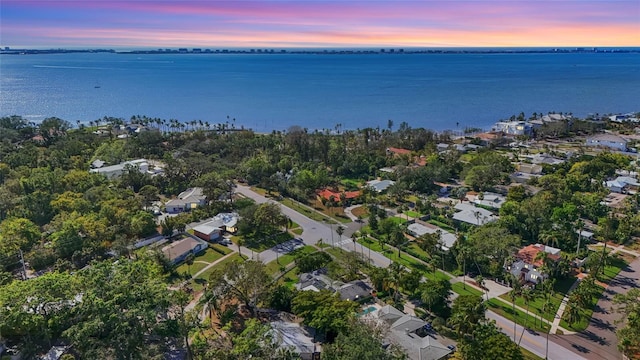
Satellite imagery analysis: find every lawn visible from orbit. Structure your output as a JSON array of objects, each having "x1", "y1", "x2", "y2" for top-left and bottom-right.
[
  {"x1": 451, "y1": 282, "x2": 483, "y2": 297},
  {"x1": 427, "y1": 219, "x2": 455, "y2": 232},
  {"x1": 357, "y1": 236, "x2": 450, "y2": 281},
  {"x1": 176, "y1": 261, "x2": 209, "y2": 277},
  {"x1": 559, "y1": 287, "x2": 601, "y2": 332},
  {"x1": 211, "y1": 243, "x2": 233, "y2": 255},
  {"x1": 404, "y1": 210, "x2": 423, "y2": 218},
  {"x1": 499, "y1": 286, "x2": 567, "y2": 323},
  {"x1": 198, "y1": 248, "x2": 226, "y2": 263},
  {"x1": 265, "y1": 245, "x2": 317, "y2": 276},
  {"x1": 521, "y1": 348, "x2": 544, "y2": 360},
  {"x1": 487, "y1": 298, "x2": 551, "y2": 333},
  {"x1": 174, "y1": 248, "x2": 225, "y2": 277},
  {"x1": 340, "y1": 178, "x2": 362, "y2": 189},
  {"x1": 597, "y1": 256, "x2": 627, "y2": 284},
  {"x1": 388, "y1": 216, "x2": 408, "y2": 225},
  {"x1": 242, "y1": 231, "x2": 294, "y2": 252},
  {"x1": 292, "y1": 228, "x2": 303, "y2": 235},
  {"x1": 190, "y1": 253, "x2": 245, "y2": 292},
  {"x1": 277, "y1": 267, "x2": 301, "y2": 289},
  {"x1": 350, "y1": 206, "x2": 368, "y2": 218}
]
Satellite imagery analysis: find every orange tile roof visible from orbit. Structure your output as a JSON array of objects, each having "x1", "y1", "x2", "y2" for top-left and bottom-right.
[
  {"x1": 317, "y1": 189, "x2": 361, "y2": 201},
  {"x1": 387, "y1": 147, "x2": 412, "y2": 155},
  {"x1": 517, "y1": 244, "x2": 560, "y2": 267}
]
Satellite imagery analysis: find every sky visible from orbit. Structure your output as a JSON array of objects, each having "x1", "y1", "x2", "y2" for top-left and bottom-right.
[{"x1": 1, "y1": 0, "x2": 639, "y2": 48}]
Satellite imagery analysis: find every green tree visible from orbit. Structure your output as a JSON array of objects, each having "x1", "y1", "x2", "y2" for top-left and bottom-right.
[
  {"x1": 612, "y1": 288, "x2": 640, "y2": 357},
  {"x1": 449, "y1": 294, "x2": 485, "y2": 336},
  {"x1": 323, "y1": 320, "x2": 407, "y2": 360},
  {"x1": 458, "y1": 321, "x2": 524, "y2": 360},
  {"x1": 291, "y1": 290, "x2": 358, "y2": 339},
  {"x1": 63, "y1": 259, "x2": 174, "y2": 359},
  {"x1": 206, "y1": 260, "x2": 271, "y2": 316}
]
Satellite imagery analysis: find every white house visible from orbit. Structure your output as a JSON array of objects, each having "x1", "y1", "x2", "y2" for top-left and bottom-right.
[
  {"x1": 452, "y1": 203, "x2": 497, "y2": 226},
  {"x1": 604, "y1": 176, "x2": 639, "y2": 194},
  {"x1": 472, "y1": 192, "x2": 506, "y2": 209},
  {"x1": 406, "y1": 223, "x2": 457, "y2": 251},
  {"x1": 366, "y1": 179, "x2": 396, "y2": 193},
  {"x1": 492, "y1": 121, "x2": 532, "y2": 136},
  {"x1": 192, "y1": 213, "x2": 239, "y2": 241},
  {"x1": 507, "y1": 244, "x2": 561, "y2": 284},
  {"x1": 586, "y1": 133, "x2": 628, "y2": 152},
  {"x1": 165, "y1": 187, "x2": 207, "y2": 213},
  {"x1": 89, "y1": 158, "x2": 150, "y2": 179}
]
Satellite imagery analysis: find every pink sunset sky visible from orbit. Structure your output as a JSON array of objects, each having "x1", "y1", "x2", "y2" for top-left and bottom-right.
[{"x1": 1, "y1": 0, "x2": 639, "y2": 48}]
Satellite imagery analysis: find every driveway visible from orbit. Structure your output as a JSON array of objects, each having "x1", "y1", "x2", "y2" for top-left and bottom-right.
[{"x1": 552, "y1": 256, "x2": 640, "y2": 360}]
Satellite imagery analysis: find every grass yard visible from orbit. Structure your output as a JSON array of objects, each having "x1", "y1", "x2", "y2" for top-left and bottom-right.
[
  {"x1": 559, "y1": 288, "x2": 601, "y2": 332},
  {"x1": 211, "y1": 243, "x2": 233, "y2": 255},
  {"x1": 357, "y1": 236, "x2": 449, "y2": 281},
  {"x1": 176, "y1": 261, "x2": 209, "y2": 277},
  {"x1": 499, "y1": 288, "x2": 566, "y2": 323},
  {"x1": 451, "y1": 282, "x2": 484, "y2": 297},
  {"x1": 190, "y1": 253, "x2": 245, "y2": 292},
  {"x1": 340, "y1": 178, "x2": 362, "y2": 189},
  {"x1": 427, "y1": 219, "x2": 455, "y2": 232},
  {"x1": 242, "y1": 231, "x2": 294, "y2": 252},
  {"x1": 597, "y1": 256, "x2": 627, "y2": 284},
  {"x1": 350, "y1": 205, "x2": 369, "y2": 218},
  {"x1": 521, "y1": 348, "x2": 544, "y2": 360},
  {"x1": 487, "y1": 298, "x2": 551, "y2": 334},
  {"x1": 404, "y1": 210, "x2": 423, "y2": 218},
  {"x1": 277, "y1": 267, "x2": 301, "y2": 289},
  {"x1": 265, "y1": 245, "x2": 317, "y2": 276},
  {"x1": 292, "y1": 228, "x2": 303, "y2": 235}
]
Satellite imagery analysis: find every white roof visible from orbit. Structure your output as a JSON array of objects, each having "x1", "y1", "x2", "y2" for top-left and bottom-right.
[
  {"x1": 406, "y1": 223, "x2": 457, "y2": 250},
  {"x1": 366, "y1": 179, "x2": 396, "y2": 192},
  {"x1": 89, "y1": 158, "x2": 148, "y2": 174},
  {"x1": 453, "y1": 203, "x2": 497, "y2": 225},
  {"x1": 270, "y1": 321, "x2": 316, "y2": 355},
  {"x1": 192, "y1": 222, "x2": 221, "y2": 235},
  {"x1": 391, "y1": 314, "x2": 427, "y2": 333},
  {"x1": 473, "y1": 192, "x2": 505, "y2": 209},
  {"x1": 588, "y1": 133, "x2": 628, "y2": 144},
  {"x1": 418, "y1": 337, "x2": 452, "y2": 360}
]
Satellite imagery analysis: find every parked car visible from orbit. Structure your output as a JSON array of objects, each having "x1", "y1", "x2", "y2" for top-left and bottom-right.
[
  {"x1": 447, "y1": 345, "x2": 456, "y2": 351},
  {"x1": 220, "y1": 238, "x2": 232, "y2": 246}
]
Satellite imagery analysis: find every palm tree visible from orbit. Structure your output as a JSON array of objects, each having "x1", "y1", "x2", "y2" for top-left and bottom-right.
[
  {"x1": 476, "y1": 274, "x2": 487, "y2": 300},
  {"x1": 457, "y1": 245, "x2": 470, "y2": 289},
  {"x1": 389, "y1": 262, "x2": 405, "y2": 301},
  {"x1": 335, "y1": 225, "x2": 344, "y2": 243},
  {"x1": 518, "y1": 287, "x2": 535, "y2": 345},
  {"x1": 507, "y1": 274, "x2": 522, "y2": 341},
  {"x1": 237, "y1": 238, "x2": 245, "y2": 259},
  {"x1": 563, "y1": 301, "x2": 581, "y2": 328}
]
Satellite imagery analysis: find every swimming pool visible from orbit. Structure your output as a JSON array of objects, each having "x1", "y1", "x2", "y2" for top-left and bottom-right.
[{"x1": 358, "y1": 306, "x2": 377, "y2": 316}]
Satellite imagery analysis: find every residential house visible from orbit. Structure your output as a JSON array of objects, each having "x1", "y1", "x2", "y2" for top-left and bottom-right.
[
  {"x1": 406, "y1": 223, "x2": 457, "y2": 251},
  {"x1": 507, "y1": 244, "x2": 561, "y2": 284},
  {"x1": 604, "y1": 176, "x2": 639, "y2": 194},
  {"x1": 192, "y1": 213, "x2": 239, "y2": 241},
  {"x1": 374, "y1": 305, "x2": 452, "y2": 360},
  {"x1": 337, "y1": 280, "x2": 372, "y2": 301},
  {"x1": 296, "y1": 270, "x2": 339, "y2": 292},
  {"x1": 317, "y1": 188, "x2": 361, "y2": 202},
  {"x1": 452, "y1": 203, "x2": 497, "y2": 226},
  {"x1": 516, "y1": 163, "x2": 543, "y2": 175},
  {"x1": 528, "y1": 153, "x2": 565, "y2": 166},
  {"x1": 165, "y1": 187, "x2": 207, "y2": 213},
  {"x1": 366, "y1": 179, "x2": 396, "y2": 193},
  {"x1": 491, "y1": 121, "x2": 533, "y2": 136},
  {"x1": 270, "y1": 321, "x2": 319, "y2": 360},
  {"x1": 472, "y1": 192, "x2": 506, "y2": 209},
  {"x1": 161, "y1": 236, "x2": 208, "y2": 265},
  {"x1": 586, "y1": 133, "x2": 628, "y2": 152},
  {"x1": 89, "y1": 158, "x2": 154, "y2": 179},
  {"x1": 386, "y1": 147, "x2": 412, "y2": 157}
]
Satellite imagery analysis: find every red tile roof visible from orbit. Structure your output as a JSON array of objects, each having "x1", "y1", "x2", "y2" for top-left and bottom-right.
[
  {"x1": 517, "y1": 244, "x2": 560, "y2": 267},
  {"x1": 387, "y1": 147, "x2": 412, "y2": 155},
  {"x1": 317, "y1": 189, "x2": 361, "y2": 201}
]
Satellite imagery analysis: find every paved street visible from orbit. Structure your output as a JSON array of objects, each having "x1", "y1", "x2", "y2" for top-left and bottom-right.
[
  {"x1": 236, "y1": 185, "x2": 391, "y2": 267},
  {"x1": 551, "y1": 255, "x2": 640, "y2": 360},
  {"x1": 487, "y1": 311, "x2": 588, "y2": 360}
]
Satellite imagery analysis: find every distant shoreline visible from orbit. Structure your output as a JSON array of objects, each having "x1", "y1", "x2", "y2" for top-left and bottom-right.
[{"x1": 2, "y1": 47, "x2": 640, "y2": 56}]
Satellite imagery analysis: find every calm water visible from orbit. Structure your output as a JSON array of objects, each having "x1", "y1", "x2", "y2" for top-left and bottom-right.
[{"x1": 1, "y1": 52, "x2": 638, "y2": 132}]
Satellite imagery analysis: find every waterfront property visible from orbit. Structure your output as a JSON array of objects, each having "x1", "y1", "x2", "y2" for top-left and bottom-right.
[
  {"x1": 491, "y1": 120, "x2": 533, "y2": 136},
  {"x1": 165, "y1": 187, "x2": 207, "y2": 213},
  {"x1": 506, "y1": 244, "x2": 561, "y2": 284}
]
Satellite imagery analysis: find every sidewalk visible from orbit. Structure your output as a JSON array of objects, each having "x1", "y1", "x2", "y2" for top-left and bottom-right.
[{"x1": 549, "y1": 278, "x2": 580, "y2": 334}]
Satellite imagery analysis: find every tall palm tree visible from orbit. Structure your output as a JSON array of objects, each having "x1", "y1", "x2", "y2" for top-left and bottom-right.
[
  {"x1": 518, "y1": 287, "x2": 535, "y2": 345},
  {"x1": 388, "y1": 262, "x2": 405, "y2": 301},
  {"x1": 508, "y1": 274, "x2": 522, "y2": 341}
]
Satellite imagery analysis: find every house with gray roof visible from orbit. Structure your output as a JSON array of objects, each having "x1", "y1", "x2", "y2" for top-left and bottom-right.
[
  {"x1": 161, "y1": 236, "x2": 208, "y2": 264},
  {"x1": 374, "y1": 305, "x2": 452, "y2": 360},
  {"x1": 366, "y1": 179, "x2": 396, "y2": 193},
  {"x1": 452, "y1": 203, "x2": 497, "y2": 226},
  {"x1": 586, "y1": 133, "x2": 628, "y2": 152},
  {"x1": 406, "y1": 223, "x2": 457, "y2": 251},
  {"x1": 605, "y1": 176, "x2": 639, "y2": 194},
  {"x1": 165, "y1": 187, "x2": 207, "y2": 213}
]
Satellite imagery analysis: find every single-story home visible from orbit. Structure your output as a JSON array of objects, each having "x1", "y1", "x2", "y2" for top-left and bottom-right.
[
  {"x1": 337, "y1": 280, "x2": 372, "y2": 301},
  {"x1": 472, "y1": 192, "x2": 506, "y2": 209},
  {"x1": 165, "y1": 187, "x2": 207, "y2": 213},
  {"x1": 270, "y1": 321, "x2": 319, "y2": 360},
  {"x1": 406, "y1": 223, "x2": 457, "y2": 251},
  {"x1": 375, "y1": 305, "x2": 452, "y2": 360},
  {"x1": 366, "y1": 179, "x2": 396, "y2": 193},
  {"x1": 296, "y1": 270, "x2": 340, "y2": 292},
  {"x1": 517, "y1": 163, "x2": 543, "y2": 175},
  {"x1": 604, "y1": 176, "x2": 639, "y2": 194},
  {"x1": 586, "y1": 133, "x2": 629, "y2": 152},
  {"x1": 192, "y1": 213, "x2": 239, "y2": 241},
  {"x1": 387, "y1": 147, "x2": 412, "y2": 156},
  {"x1": 161, "y1": 237, "x2": 208, "y2": 264},
  {"x1": 317, "y1": 189, "x2": 360, "y2": 202},
  {"x1": 452, "y1": 203, "x2": 497, "y2": 226},
  {"x1": 89, "y1": 158, "x2": 152, "y2": 179}
]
